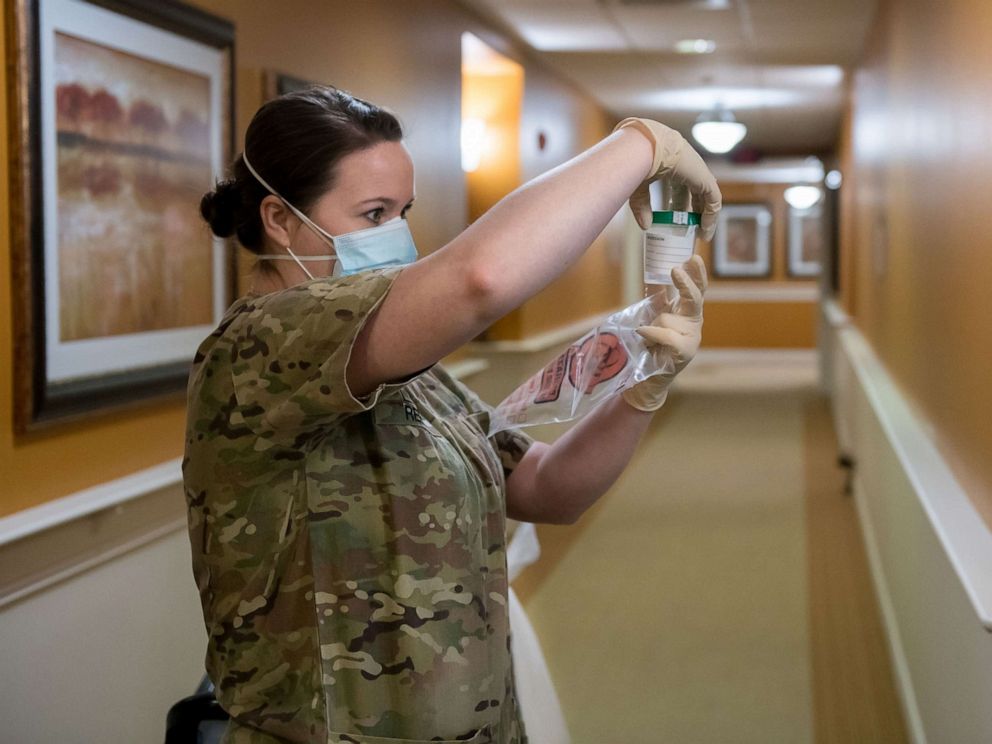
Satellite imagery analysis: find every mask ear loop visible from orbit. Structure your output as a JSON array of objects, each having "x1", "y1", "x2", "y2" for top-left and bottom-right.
[
  {"x1": 284, "y1": 244, "x2": 315, "y2": 281},
  {"x1": 242, "y1": 151, "x2": 339, "y2": 280}
]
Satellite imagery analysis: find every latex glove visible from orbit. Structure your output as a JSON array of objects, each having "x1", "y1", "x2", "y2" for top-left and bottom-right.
[
  {"x1": 622, "y1": 255, "x2": 707, "y2": 412},
  {"x1": 613, "y1": 117, "x2": 722, "y2": 241}
]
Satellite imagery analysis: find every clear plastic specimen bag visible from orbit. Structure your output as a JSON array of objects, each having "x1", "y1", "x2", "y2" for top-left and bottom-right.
[{"x1": 486, "y1": 287, "x2": 681, "y2": 436}]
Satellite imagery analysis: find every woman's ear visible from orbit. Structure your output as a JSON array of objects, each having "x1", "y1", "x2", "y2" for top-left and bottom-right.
[{"x1": 259, "y1": 195, "x2": 299, "y2": 248}]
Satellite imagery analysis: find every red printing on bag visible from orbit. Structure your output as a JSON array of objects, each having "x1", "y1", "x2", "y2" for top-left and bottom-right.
[
  {"x1": 535, "y1": 346, "x2": 577, "y2": 403},
  {"x1": 531, "y1": 332, "x2": 628, "y2": 404},
  {"x1": 568, "y1": 333, "x2": 627, "y2": 394}
]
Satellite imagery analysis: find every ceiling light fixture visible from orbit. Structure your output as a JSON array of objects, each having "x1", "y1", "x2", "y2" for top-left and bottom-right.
[
  {"x1": 675, "y1": 39, "x2": 716, "y2": 54},
  {"x1": 691, "y1": 105, "x2": 746, "y2": 154}
]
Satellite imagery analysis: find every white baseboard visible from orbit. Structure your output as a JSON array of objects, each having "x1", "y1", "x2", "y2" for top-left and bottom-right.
[
  {"x1": 692, "y1": 347, "x2": 818, "y2": 364},
  {"x1": 673, "y1": 347, "x2": 819, "y2": 392}
]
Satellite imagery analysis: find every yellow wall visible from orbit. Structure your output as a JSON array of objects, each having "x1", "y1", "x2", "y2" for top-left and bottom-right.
[
  {"x1": 466, "y1": 39, "x2": 621, "y2": 342},
  {"x1": 697, "y1": 181, "x2": 819, "y2": 348},
  {"x1": 843, "y1": 0, "x2": 992, "y2": 516},
  {"x1": 1, "y1": 1, "x2": 619, "y2": 516},
  {"x1": 836, "y1": 98, "x2": 858, "y2": 319},
  {"x1": 464, "y1": 67, "x2": 523, "y2": 224},
  {"x1": 512, "y1": 70, "x2": 621, "y2": 339},
  {"x1": 703, "y1": 303, "x2": 817, "y2": 348},
  {"x1": 463, "y1": 48, "x2": 524, "y2": 341}
]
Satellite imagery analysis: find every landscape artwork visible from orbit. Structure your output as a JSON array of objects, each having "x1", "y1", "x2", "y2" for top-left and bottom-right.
[
  {"x1": 724, "y1": 216, "x2": 760, "y2": 265},
  {"x1": 8, "y1": 0, "x2": 233, "y2": 430},
  {"x1": 55, "y1": 31, "x2": 214, "y2": 341},
  {"x1": 788, "y1": 205, "x2": 823, "y2": 277},
  {"x1": 713, "y1": 205, "x2": 773, "y2": 278}
]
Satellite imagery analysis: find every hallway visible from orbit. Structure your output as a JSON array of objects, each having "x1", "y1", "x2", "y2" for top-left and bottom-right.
[
  {"x1": 3, "y1": 1, "x2": 992, "y2": 741},
  {"x1": 472, "y1": 350, "x2": 907, "y2": 743}
]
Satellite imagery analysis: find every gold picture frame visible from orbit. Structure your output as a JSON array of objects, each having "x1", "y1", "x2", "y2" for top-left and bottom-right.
[{"x1": 6, "y1": 0, "x2": 235, "y2": 431}]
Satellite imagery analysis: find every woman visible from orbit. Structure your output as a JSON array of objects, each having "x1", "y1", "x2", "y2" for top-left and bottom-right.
[{"x1": 186, "y1": 86, "x2": 719, "y2": 744}]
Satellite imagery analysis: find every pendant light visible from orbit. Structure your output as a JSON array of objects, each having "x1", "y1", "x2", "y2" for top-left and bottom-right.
[{"x1": 691, "y1": 105, "x2": 747, "y2": 154}]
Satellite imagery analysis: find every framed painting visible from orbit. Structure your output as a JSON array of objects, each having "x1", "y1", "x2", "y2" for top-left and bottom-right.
[
  {"x1": 787, "y1": 203, "x2": 824, "y2": 278},
  {"x1": 7, "y1": 0, "x2": 235, "y2": 431},
  {"x1": 712, "y1": 204, "x2": 773, "y2": 278},
  {"x1": 263, "y1": 70, "x2": 320, "y2": 100}
]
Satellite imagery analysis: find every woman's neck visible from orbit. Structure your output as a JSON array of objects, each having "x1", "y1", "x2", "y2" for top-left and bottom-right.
[{"x1": 248, "y1": 266, "x2": 299, "y2": 296}]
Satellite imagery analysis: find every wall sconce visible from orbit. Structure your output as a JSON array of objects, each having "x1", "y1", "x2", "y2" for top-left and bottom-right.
[
  {"x1": 461, "y1": 117, "x2": 487, "y2": 172},
  {"x1": 784, "y1": 185, "x2": 823, "y2": 210}
]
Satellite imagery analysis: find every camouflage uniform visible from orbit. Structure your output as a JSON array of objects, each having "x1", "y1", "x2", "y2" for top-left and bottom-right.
[{"x1": 183, "y1": 268, "x2": 534, "y2": 744}]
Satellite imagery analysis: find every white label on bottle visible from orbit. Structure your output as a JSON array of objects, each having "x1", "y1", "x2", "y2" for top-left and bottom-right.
[{"x1": 644, "y1": 225, "x2": 696, "y2": 285}]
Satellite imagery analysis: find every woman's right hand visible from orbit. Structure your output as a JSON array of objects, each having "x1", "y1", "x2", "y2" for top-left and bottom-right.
[{"x1": 613, "y1": 117, "x2": 722, "y2": 240}]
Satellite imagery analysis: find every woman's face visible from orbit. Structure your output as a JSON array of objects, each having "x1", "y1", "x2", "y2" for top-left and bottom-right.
[{"x1": 287, "y1": 139, "x2": 416, "y2": 273}]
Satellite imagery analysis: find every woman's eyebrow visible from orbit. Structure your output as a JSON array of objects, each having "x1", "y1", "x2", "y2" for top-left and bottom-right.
[{"x1": 356, "y1": 196, "x2": 416, "y2": 208}]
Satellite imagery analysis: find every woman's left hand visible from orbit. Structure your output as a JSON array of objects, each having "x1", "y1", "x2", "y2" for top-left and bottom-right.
[{"x1": 622, "y1": 255, "x2": 707, "y2": 412}]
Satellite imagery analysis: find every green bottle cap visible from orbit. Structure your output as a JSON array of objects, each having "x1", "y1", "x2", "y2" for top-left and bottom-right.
[{"x1": 652, "y1": 210, "x2": 701, "y2": 226}]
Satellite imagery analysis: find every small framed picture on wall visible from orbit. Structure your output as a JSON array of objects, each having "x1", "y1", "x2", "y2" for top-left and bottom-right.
[
  {"x1": 712, "y1": 204, "x2": 773, "y2": 278},
  {"x1": 787, "y1": 204, "x2": 824, "y2": 278},
  {"x1": 264, "y1": 70, "x2": 322, "y2": 100},
  {"x1": 7, "y1": 0, "x2": 235, "y2": 431}
]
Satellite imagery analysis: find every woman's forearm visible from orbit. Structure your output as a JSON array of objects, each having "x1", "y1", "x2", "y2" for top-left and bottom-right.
[
  {"x1": 507, "y1": 394, "x2": 655, "y2": 525},
  {"x1": 457, "y1": 128, "x2": 653, "y2": 321}
]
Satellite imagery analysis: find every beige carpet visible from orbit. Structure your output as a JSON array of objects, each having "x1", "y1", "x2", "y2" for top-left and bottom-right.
[{"x1": 469, "y1": 349, "x2": 819, "y2": 744}]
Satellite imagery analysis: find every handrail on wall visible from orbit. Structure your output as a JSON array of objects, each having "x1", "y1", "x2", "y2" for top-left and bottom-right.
[{"x1": 824, "y1": 299, "x2": 992, "y2": 632}]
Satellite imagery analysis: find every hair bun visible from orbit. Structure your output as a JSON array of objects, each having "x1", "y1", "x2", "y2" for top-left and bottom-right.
[{"x1": 200, "y1": 179, "x2": 241, "y2": 238}]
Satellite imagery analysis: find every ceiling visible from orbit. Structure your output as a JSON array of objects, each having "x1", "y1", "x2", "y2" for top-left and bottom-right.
[{"x1": 458, "y1": 0, "x2": 878, "y2": 155}]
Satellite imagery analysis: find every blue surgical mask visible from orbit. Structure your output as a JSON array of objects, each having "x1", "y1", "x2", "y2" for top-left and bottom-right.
[{"x1": 243, "y1": 151, "x2": 418, "y2": 279}]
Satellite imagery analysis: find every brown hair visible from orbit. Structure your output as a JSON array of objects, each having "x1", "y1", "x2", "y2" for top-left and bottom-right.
[{"x1": 200, "y1": 86, "x2": 403, "y2": 252}]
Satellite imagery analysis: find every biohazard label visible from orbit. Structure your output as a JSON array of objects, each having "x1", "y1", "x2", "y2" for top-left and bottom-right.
[
  {"x1": 535, "y1": 346, "x2": 577, "y2": 403},
  {"x1": 568, "y1": 332, "x2": 627, "y2": 394},
  {"x1": 532, "y1": 332, "x2": 628, "y2": 403}
]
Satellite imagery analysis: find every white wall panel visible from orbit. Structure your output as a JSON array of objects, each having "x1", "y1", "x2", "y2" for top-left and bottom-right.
[{"x1": 826, "y1": 303, "x2": 992, "y2": 744}]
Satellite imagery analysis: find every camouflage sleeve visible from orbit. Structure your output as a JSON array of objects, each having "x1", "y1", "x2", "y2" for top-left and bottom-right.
[
  {"x1": 433, "y1": 365, "x2": 537, "y2": 480},
  {"x1": 229, "y1": 268, "x2": 405, "y2": 435},
  {"x1": 492, "y1": 427, "x2": 536, "y2": 481}
]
